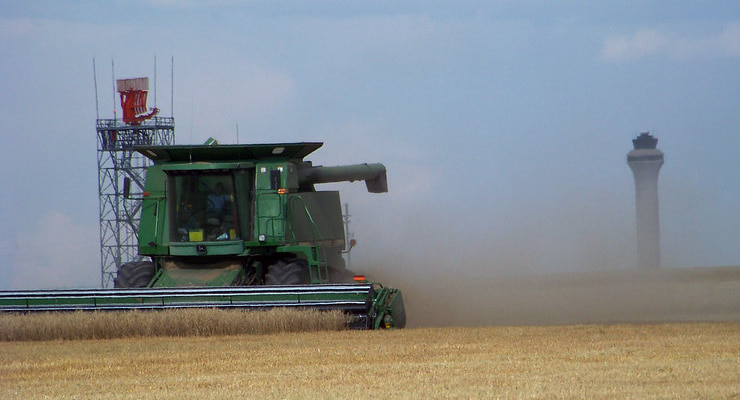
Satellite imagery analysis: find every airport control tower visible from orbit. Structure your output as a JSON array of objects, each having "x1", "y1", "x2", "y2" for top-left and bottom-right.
[{"x1": 627, "y1": 132, "x2": 664, "y2": 270}]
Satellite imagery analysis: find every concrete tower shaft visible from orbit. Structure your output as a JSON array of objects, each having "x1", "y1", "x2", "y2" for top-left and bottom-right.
[{"x1": 627, "y1": 132, "x2": 664, "y2": 270}]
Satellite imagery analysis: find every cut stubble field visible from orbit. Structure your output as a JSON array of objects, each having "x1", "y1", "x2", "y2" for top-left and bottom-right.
[{"x1": 2, "y1": 322, "x2": 739, "y2": 399}]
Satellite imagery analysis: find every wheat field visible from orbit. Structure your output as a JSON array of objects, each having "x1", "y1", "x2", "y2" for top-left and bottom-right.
[
  {"x1": 2, "y1": 322, "x2": 739, "y2": 399},
  {"x1": 0, "y1": 308, "x2": 348, "y2": 341}
]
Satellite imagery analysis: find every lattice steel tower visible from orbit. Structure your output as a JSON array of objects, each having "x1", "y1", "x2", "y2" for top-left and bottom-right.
[{"x1": 97, "y1": 77, "x2": 174, "y2": 287}]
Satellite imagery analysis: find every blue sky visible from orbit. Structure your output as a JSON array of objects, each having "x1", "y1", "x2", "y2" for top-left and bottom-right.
[{"x1": 1, "y1": 1, "x2": 739, "y2": 289}]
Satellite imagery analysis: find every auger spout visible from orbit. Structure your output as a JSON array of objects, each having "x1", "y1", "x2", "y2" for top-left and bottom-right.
[{"x1": 298, "y1": 163, "x2": 388, "y2": 193}]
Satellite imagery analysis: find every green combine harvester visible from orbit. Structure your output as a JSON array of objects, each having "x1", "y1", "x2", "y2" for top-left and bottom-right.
[{"x1": 0, "y1": 142, "x2": 405, "y2": 329}]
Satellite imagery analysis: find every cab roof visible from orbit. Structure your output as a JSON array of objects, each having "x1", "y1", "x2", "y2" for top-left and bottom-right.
[{"x1": 135, "y1": 142, "x2": 323, "y2": 163}]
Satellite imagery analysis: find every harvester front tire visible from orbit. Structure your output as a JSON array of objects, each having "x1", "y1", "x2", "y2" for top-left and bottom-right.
[
  {"x1": 265, "y1": 259, "x2": 308, "y2": 285},
  {"x1": 114, "y1": 261, "x2": 155, "y2": 288}
]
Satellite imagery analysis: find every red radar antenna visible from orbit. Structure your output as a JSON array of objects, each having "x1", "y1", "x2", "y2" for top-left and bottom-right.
[{"x1": 116, "y1": 77, "x2": 159, "y2": 125}]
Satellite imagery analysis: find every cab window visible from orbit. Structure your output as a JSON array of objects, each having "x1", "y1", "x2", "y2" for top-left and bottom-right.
[{"x1": 169, "y1": 172, "x2": 239, "y2": 242}]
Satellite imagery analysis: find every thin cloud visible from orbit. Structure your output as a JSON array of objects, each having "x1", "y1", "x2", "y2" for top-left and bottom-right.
[
  {"x1": 0, "y1": 16, "x2": 133, "y2": 46},
  {"x1": 7, "y1": 211, "x2": 99, "y2": 289},
  {"x1": 0, "y1": 18, "x2": 40, "y2": 40},
  {"x1": 601, "y1": 23, "x2": 740, "y2": 62}
]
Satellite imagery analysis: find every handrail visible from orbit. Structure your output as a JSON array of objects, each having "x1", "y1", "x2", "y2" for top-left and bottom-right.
[{"x1": 286, "y1": 195, "x2": 329, "y2": 283}]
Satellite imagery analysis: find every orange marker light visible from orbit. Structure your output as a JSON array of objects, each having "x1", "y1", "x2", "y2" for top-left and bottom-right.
[
  {"x1": 277, "y1": 188, "x2": 289, "y2": 194},
  {"x1": 353, "y1": 275, "x2": 366, "y2": 282}
]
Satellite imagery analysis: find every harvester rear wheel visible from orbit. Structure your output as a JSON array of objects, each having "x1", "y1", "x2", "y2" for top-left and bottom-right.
[
  {"x1": 114, "y1": 261, "x2": 155, "y2": 288},
  {"x1": 265, "y1": 259, "x2": 309, "y2": 285}
]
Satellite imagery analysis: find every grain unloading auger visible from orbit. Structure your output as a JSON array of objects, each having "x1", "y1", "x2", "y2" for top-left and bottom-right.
[{"x1": 0, "y1": 142, "x2": 405, "y2": 329}]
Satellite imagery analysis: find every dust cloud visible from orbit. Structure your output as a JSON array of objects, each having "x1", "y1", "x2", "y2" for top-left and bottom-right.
[
  {"x1": 352, "y1": 200, "x2": 740, "y2": 328},
  {"x1": 371, "y1": 263, "x2": 740, "y2": 328}
]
